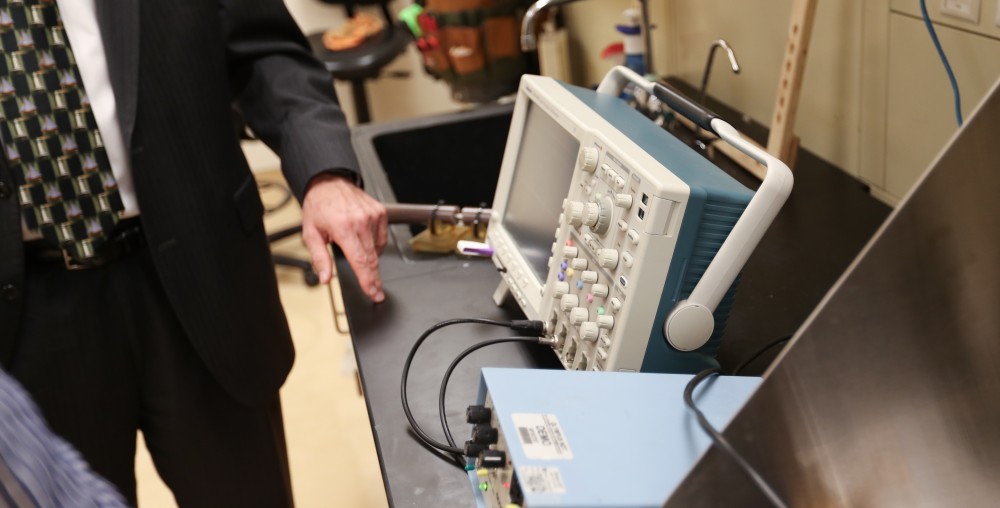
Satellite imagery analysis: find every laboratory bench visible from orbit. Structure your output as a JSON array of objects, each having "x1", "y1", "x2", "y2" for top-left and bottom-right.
[{"x1": 333, "y1": 84, "x2": 891, "y2": 507}]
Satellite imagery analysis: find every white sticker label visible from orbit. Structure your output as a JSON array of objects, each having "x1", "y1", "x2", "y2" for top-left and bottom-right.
[
  {"x1": 511, "y1": 413, "x2": 573, "y2": 460},
  {"x1": 517, "y1": 466, "x2": 567, "y2": 494}
]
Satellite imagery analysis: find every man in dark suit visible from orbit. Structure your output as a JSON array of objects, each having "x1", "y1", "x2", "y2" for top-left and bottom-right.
[{"x1": 0, "y1": 0, "x2": 387, "y2": 505}]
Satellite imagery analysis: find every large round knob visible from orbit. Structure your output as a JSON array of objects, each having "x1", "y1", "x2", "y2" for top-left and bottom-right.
[
  {"x1": 580, "y1": 271, "x2": 598, "y2": 284},
  {"x1": 579, "y1": 322, "x2": 599, "y2": 342},
  {"x1": 577, "y1": 147, "x2": 599, "y2": 173},
  {"x1": 581, "y1": 202, "x2": 601, "y2": 228},
  {"x1": 560, "y1": 294, "x2": 579, "y2": 311},
  {"x1": 570, "y1": 258, "x2": 588, "y2": 270},
  {"x1": 583, "y1": 196, "x2": 615, "y2": 235},
  {"x1": 596, "y1": 249, "x2": 619, "y2": 269},
  {"x1": 569, "y1": 307, "x2": 589, "y2": 325},
  {"x1": 564, "y1": 200, "x2": 585, "y2": 227},
  {"x1": 562, "y1": 246, "x2": 578, "y2": 258}
]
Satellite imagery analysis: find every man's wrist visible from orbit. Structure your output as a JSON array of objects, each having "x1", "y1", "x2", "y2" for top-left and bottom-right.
[{"x1": 305, "y1": 169, "x2": 362, "y2": 194}]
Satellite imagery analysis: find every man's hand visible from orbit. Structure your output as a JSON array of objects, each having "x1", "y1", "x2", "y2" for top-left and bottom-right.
[{"x1": 301, "y1": 173, "x2": 388, "y2": 302}]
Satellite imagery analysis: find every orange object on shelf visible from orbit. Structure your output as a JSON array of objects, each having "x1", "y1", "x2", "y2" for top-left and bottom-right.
[{"x1": 322, "y1": 12, "x2": 385, "y2": 51}]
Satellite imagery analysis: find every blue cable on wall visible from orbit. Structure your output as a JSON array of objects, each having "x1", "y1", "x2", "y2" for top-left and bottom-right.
[{"x1": 920, "y1": 0, "x2": 963, "y2": 127}]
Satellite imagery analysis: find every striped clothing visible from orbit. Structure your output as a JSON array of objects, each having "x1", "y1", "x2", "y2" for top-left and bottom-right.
[{"x1": 0, "y1": 368, "x2": 127, "y2": 507}]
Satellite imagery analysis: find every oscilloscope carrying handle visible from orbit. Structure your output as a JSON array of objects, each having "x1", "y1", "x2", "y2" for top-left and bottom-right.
[{"x1": 596, "y1": 66, "x2": 794, "y2": 351}]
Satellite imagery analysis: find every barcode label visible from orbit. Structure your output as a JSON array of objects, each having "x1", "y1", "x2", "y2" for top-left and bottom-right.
[
  {"x1": 518, "y1": 466, "x2": 566, "y2": 494},
  {"x1": 518, "y1": 427, "x2": 534, "y2": 445},
  {"x1": 511, "y1": 414, "x2": 573, "y2": 460}
]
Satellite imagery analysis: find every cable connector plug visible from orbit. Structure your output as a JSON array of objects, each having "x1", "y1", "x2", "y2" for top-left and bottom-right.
[{"x1": 509, "y1": 320, "x2": 547, "y2": 337}]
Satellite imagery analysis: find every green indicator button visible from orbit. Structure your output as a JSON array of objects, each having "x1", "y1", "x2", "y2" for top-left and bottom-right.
[
  {"x1": 597, "y1": 306, "x2": 606, "y2": 315},
  {"x1": 479, "y1": 482, "x2": 489, "y2": 492}
]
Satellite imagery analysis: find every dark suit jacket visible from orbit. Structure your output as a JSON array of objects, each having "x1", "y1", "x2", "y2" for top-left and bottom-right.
[{"x1": 0, "y1": 0, "x2": 360, "y2": 407}]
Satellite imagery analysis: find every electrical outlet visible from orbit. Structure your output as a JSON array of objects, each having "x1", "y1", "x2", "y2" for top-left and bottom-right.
[{"x1": 941, "y1": 0, "x2": 981, "y2": 23}]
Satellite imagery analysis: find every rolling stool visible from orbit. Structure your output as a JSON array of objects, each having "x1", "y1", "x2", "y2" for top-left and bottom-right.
[{"x1": 305, "y1": 0, "x2": 412, "y2": 124}]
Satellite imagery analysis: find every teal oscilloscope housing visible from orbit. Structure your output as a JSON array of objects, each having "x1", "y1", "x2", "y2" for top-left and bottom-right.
[{"x1": 487, "y1": 66, "x2": 793, "y2": 374}]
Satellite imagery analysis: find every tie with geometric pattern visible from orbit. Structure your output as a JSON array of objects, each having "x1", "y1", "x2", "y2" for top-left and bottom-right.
[{"x1": 0, "y1": 0, "x2": 124, "y2": 260}]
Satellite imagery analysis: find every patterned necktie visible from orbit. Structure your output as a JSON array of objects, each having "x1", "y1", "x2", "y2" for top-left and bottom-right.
[{"x1": 0, "y1": 0, "x2": 124, "y2": 260}]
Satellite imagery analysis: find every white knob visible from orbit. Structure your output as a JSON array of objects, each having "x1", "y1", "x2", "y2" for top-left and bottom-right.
[
  {"x1": 627, "y1": 229, "x2": 640, "y2": 245},
  {"x1": 560, "y1": 294, "x2": 579, "y2": 311},
  {"x1": 596, "y1": 347, "x2": 609, "y2": 361},
  {"x1": 597, "y1": 315, "x2": 614, "y2": 329},
  {"x1": 562, "y1": 246, "x2": 578, "y2": 258},
  {"x1": 569, "y1": 307, "x2": 589, "y2": 325},
  {"x1": 622, "y1": 251, "x2": 634, "y2": 268},
  {"x1": 577, "y1": 147, "x2": 599, "y2": 173},
  {"x1": 614, "y1": 176, "x2": 626, "y2": 190},
  {"x1": 609, "y1": 297, "x2": 623, "y2": 313},
  {"x1": 571, "y1": 258, "x2": 588, "y2": 270},
  {"x1": 597, "y1": 249, "x2": 619, "y2": 269},
  {"x1": 582, "y1": 202, "x2": 601, "y2": 228},
  {"x1": 614, "y1": 194, "x2": 633, "y2": 209},
  {"x1": 553, "y1": 281, "x2": 569, "y2": 297},
  {"x1": 569, "y1": 202, "x2": 586, "y2": 227},
  {"x1": 617, "y1": 220, "x2": 628, "y2": 232},
  {"x1": 581, "y1": 271, "x2": 598, "y2": 284},
  {"x1": 591, "y1": 283, "x2": 609, "y2": 298},
  {"x1": 579, "y1": 322, "x2": 599, "y2": 341},
  {"x1": 606, "y1": 169, "x2": 619, "y2": 182}
]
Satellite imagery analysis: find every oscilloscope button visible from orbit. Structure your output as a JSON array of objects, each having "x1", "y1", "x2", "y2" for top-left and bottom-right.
[
  {"x1": 596, "y1": 347, "x2": 609, "y2": 361},
  {"x1": 617, "y1": 220, "x2": 628, "y2": 232},
  {"x1": 614, "y1": 177, "x2": 626, "y2": 190},
  {"x1": 609, "y1": 297, "x2": 623, "y2": 313},
  {"x1": 622, "y1": 251, "x2": 635, "y2": 268},
  {"x1": 627, "y1": 229, "x2": 640, "y2": 245}
]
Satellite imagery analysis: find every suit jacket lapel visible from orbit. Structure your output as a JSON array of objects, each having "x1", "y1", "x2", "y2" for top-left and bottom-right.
[{"x1": 95, "y1": 0, "x2": 139, "y2": 154}]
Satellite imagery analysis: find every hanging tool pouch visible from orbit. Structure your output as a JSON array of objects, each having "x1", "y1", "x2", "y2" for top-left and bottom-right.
[{"x1": 418, "y1": 0, "x2": 531, "y2": 102}]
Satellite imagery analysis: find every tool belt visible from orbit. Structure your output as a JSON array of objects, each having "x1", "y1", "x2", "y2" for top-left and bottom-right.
[{"x1": 416, "y1": 0, "x2": 531, "y2": 103}]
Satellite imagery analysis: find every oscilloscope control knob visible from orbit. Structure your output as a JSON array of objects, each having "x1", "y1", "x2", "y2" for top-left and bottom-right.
[
  {"x1": 562, "y1": 246, "x2": 578, "y2": 258},
  {"x1": 591, "y1": 283, "x2": 609, "y2": 298},
  {"x1": 569, "y1": 307, "x2": 589, "y2": 325},
  {"x1": 577, "y1": 147, "x2": 599, "y2": 173},
  {"x1": 579, "y1": 322, "x2": 600, "y2": 342},
  {"x1": 560, "y1": 294, "x2": 579, "y2": 311},
  {"x1": 553, "y1": 281, "x2": 569, "y2": 297},
  {"x1": 614, "y1": 194, "x2": 633, "y2": 209},
  {"x1": 596, "y1": 248, "x2": 619, "y2": 269},
  {"x1": 564, "y1": 200, "x2": 585, "y2": 227},
  {"x1": 597, "y1": 315, "x2": 615, "y2": 329},
  {"x1": 580, "y1": 271, "x2": 598, "y2": 284},
  {"x1": 581, "y1": 202, "x2": 601, "y2": 228},
  {"x1": 582, "y1": 196, "x2": 615, "y2": 235}
]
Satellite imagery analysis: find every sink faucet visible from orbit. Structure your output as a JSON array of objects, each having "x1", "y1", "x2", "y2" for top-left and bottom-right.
[
  {"x1": 521, "y1": 0, "x2": 580, "y2": 51},
  {"x1": 698, "y1": 39, "x2": 741, "y2": 105}
]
